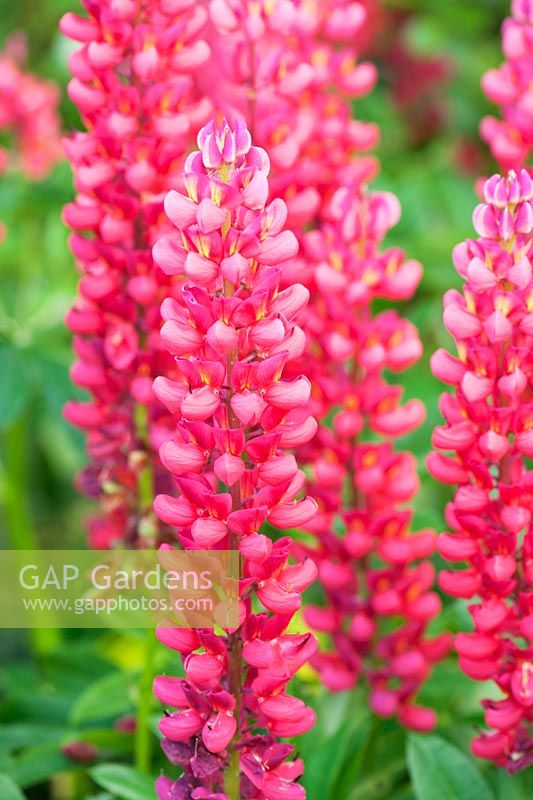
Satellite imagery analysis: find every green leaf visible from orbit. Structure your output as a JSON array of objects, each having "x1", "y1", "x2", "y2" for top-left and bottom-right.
[
  {"x1": 90, "y1": 764, "x2": 155, "y2": 800},
  {"x1": 0, "y1": 724, "x2": 68, "y2": 753},
  {"x1": 0, "y1": 773, "x2": 26, "y2": 800},
  {"x1": 0, "y1": 346, "x2": 31, "y2": 428},
  {"x1": 493, "y1": 767, "x2": 533, "y2": 800},
  {"x1": 69, "y1": 672, "x2": 134, "y2": 726},
  {"x1": 407, "y1": 735, "x2": 495, "y2": 800},
  {"x1": 7, "y1": 743, "x2": 72, "y2": 789}
]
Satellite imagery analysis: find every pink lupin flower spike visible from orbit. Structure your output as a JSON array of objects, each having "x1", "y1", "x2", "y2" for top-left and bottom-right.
[
  {"x1": 60, "y1": 0, "x2": 212, "y2": 547},
  {"x1": 431, "y1": 168, "x2": 533, "y2": 770},
  {"x1": 480, "y1": 0, "x2": 533, "y2": 171},
  {"x1": 152, "y1": 117, "x2": 318, "y2": 800},
  {"x1": 290, "y1": 179, "x2": 451, "y2": 731},
  {"x1": 202, "y1": 0, "x2": 378, "y2": 226}
]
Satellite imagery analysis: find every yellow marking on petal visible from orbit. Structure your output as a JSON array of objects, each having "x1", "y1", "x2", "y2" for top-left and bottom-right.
[
  {"x1": 330, "y1": 252, "x2": 343, "y2": 271},
  {"x1": 495, "y1": 295, "x2": 512, "y2": 315},
  {"x1": 345, "y1": 394, "x2": 359, "y2": 410},
  {"x1": 362, "y1": 451, "x2": 378, "y2": 468},
  {"x1": 363, "y1": 269, "x2": 379, "y2": 285},
  {"x1": 389, "y1": 330, "x2": 404, "y2": 347}
]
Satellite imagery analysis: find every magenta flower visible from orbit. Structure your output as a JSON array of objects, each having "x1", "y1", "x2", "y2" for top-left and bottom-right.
[
  {"x1": 61, "y1": 0, "x2": 212, "y2": 546},
  {"x1": 431, "y1": 169, "x2": 533, "y2": 770},
  {"x1": 291, "y1": 179, "x2": 451, "y2": 730},
  {"x1": 480, "y1": 0, "x2": 533, "y2": 171},
  {"x1": 152, "y1": 118, "x2": 317, "y2": 799}
]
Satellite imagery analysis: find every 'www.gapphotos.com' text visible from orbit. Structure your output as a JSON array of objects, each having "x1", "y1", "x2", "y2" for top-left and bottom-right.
[{"x1": 22, "y1": 595, "x2": 214, "y2": 615}]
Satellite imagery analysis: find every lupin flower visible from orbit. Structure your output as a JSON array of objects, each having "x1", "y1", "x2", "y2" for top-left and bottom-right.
[
  {"x1": 294, "y1": 180, "x2": 451, "y2": 730},
  {"x1": 152, "y1": 118, "x2": 318, "y2": 799},
  {"x1": 480, "y1": 0, "x2": 533, "y2": 171},
  {"x1": 0, "y1": 34, "x2": 62, "y2": 180},
  {"x1": 61, "y1": 0, "x2": 212, "y2": 547},
  {"x1": 202, "y1": 0, "x2": 379, "y2": 225},
  {"x1": 430, "y1": 168, "x2": 533, "y2": 770},
  {"x1": 0, "y1": 34, "x2": 62, "y2": 242}
]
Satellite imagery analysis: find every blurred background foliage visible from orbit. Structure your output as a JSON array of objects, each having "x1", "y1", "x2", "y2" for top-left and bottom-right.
[{"x1": 1, "y1": 1, "x2": 532, "y2": 799}]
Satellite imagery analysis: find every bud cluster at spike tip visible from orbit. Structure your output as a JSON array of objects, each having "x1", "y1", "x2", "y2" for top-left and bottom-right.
[
  {"x1": 481, "y1": 0, "x2": 533, "y2": 172},
  {"x1": 430, "y1": 169, "x2": 533, "y2": 770},
  {"x1": 60, "y1": 0, "x2": 213, "y2": 547},
  {"x1": 201, "y1": 0, "x2": 379, "y2": 226},
  {"x1": 287, "y1": 179, "x2": 451, "y2": 731},
  {"x1": 152, "y1": 118, "x2": 318, "y2": 800}
]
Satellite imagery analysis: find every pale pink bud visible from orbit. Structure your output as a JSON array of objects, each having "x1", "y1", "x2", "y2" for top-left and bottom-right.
[
  {"x1": 206, "y1": 320, "x2": 239, "y2": 354},
  {"x1": 258, "y1": 454, "x2": 298, "y2": 485},
  {"x1": 264, "y1": 377, "x2": 311, "y2": 411},
  {"x1": 231, "y1": 390, "x2": 266, "y2": 426},
  {"x1": 515, "y1": 429, "x2": 533, "y2": 456},
  {"x1": 153, "y1": 377, "x2": 187, "y2": 413},
  {"x1": 153, "y1": 236, "x2": 186, "y2": 275},
  {"x1": 214, "y1": 453, "x2": 244, "y2": 486},
  {"x1": 501, "y1": 505, "x2": 530, "y2": 533},
  {"x1": 191, "y1": 518, "x2": 227, "y2": 547},
  {"x1": 250, "y1": 318, "x2": 286, "y2": 350},
  {"x1": 159, "y1": 709, "x2": 203, "y2": 741},
  {"x1": 154, "y1": 494, "x2": 196, "y2": 526},
  {"x1": 161, "y1": 319, "x2": 203, "y2": 356},
  {"x1": 164, "y1": 190, "x2": 197, "y2": 229},
  {"x1": 239, "y1": 532, "x2": 272, "y2": 563},
  {"x1": 484, "y1": 310, "x2": 513, "y2": 343},
  {"x1": 196, "y1": 198, "x2": 228, "y2": 234},
  {"x1": 484, "y1": 554, "x2": 516, "y2": 582},
  {"x1": 220, "y1": 252, "x2": 250, "y2": 283},
  {"x1": 257, "y1": 230, "x2": 299, "y2": 265},
  {"x1": 466, "y1": 257, "x2": 497, "y2": 291},
  {"x1": 160, "y1": 441, "x2": 206, "y2": 475},
  {"x1": 202, "y1": 712, "x2": 237, "y2": 753},
  {"x1": 181, "y1": 386, "x2": 220, "y2": 420},
  {"x1": 186, "y1": 652, "x2": 223, "y2": 688},
  {"x1": 498, "y1": 367, "x2": 527, "y2": 399},
  {"x1": 438, "y1": 569, "x2": 481, "y2": 598},
  {"x1": 268, "y1": 497, "x2": 318, "y2": 528},
  {"x1": 461, "y1": 371, "x2": 493, "y2": 402},
  {"x1": 478, "y1": 430, "x2": 510, "y2": 461},
  {"x1": 242, "y1": 638, "x2": 275, "y2": 668},
  {"x1": 185, "y1": 252, "x2": 219, "y2": 286},
  {"x1": 279, "y1": 415, "x2": 317, "y2": 447},
  {"x1": 443, "y1": 304, "x2": 482, "y2": 339},
  {"x1": 155, "y1": 626, "x2": 199, "y2": 653},
  {"x1": 60, "y1": 13, "x2": 99, "y2": 42},
  {"x1": 258, "y1": 580, "x2": 301, "y2": 615},
  {"x1": 153, "y1": 676, "x2": 188, "y2": 707},
  {"x1": 270, "y1": 284, "x2": 309, "y2": 319}
]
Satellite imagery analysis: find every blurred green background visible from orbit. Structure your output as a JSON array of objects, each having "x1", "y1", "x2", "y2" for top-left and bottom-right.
[{"x1": 1, "y1": 1, "x2": 533, "y2": 799}]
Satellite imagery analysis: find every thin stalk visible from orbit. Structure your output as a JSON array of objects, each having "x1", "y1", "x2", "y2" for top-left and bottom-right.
[
  {"x1": 133, "y1": 402, "x2": 157, "y2": 772},
  {"x1": 2, "y1": 416, "x2": 61, "y2": 655},
  {"x1": 224, "y1": 346, "x2": 244, "y2": 800},
  {"x1": 134, "y1": 630, "x2": 158, "y2": 773}
]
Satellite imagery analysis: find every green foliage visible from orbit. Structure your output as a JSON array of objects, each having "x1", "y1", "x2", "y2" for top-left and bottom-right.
[
  {"x1": 0, "y1": 774, "x2": 26, "y2": 800},
  {"x1": 90, "y1": 765, "x2": 157, "y2": 800},
  {"x1": 407, "y1": 735, "x2": 494, "y2": 800}
]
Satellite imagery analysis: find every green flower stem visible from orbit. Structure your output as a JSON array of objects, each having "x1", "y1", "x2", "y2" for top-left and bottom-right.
[{"x1": 2, "y1": 416, "x2": 61, "y2": 655}]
